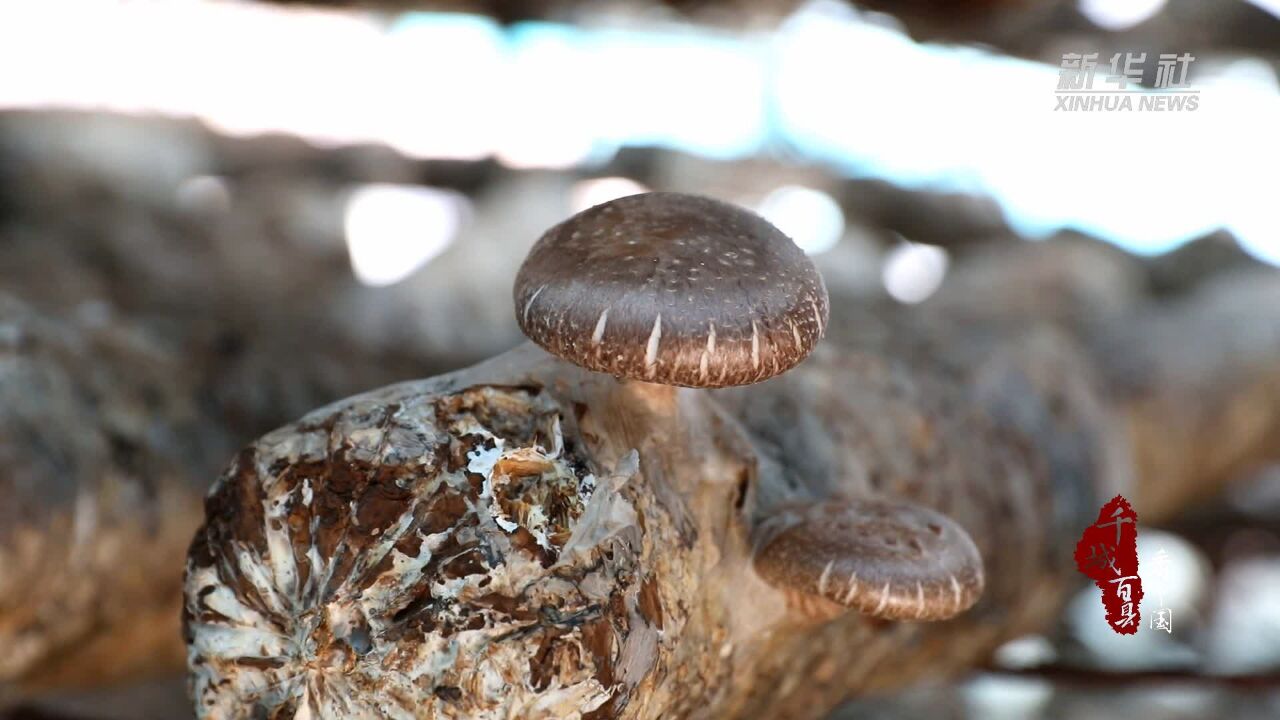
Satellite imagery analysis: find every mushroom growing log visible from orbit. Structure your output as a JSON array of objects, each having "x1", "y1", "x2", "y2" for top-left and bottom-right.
[
  {"x1": 181, "y1": 329, "x2": 1117, "y2": 718},
  {"x1": 0, "y1": 294, "x2": 220, "y2": 697},
  {"x1": 178, "y1": 193, "x2": 1141, "y2": 719}
]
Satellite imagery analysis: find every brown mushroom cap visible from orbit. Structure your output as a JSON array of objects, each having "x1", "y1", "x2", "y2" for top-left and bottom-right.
[
  {"x1": 514, "y1": 192, "x2": 829, "y2": 388},
  {"x1": 753, "y1": 499, "x2": 985, "y2": 622}
]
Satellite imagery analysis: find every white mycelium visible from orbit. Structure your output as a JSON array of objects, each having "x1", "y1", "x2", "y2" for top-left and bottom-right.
[{"x1": 184, "y1": 386, "x2": 643, "y2": 719}]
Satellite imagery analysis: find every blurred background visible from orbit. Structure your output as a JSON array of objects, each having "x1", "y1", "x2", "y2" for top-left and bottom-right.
[{"x1": 1, "y1": 0, "x2": 1279, "y2": 718}]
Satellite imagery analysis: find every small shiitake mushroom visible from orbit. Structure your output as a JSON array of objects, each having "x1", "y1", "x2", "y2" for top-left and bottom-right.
[
  {"x1": 513, "y1": 192, "x2": 828, "y2": 389},
  {"x1": 752, "y1": 499, "x2": 984, "y2": 622}
]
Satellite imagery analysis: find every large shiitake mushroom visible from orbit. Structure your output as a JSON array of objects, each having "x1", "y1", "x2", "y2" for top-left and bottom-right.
[{"x1": 514, "y1": 192, "x2": 828, "y2": 388}]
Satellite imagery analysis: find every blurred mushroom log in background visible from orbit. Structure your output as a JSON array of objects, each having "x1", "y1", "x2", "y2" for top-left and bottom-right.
[
  {"x1": 0, "y1": 112, "x2": 517, "y2": 372},
  {"x1": 0, "y1": 295, "x2": 215, "y2": 695},
  {"x1": 861, "y1": 246, "x2": 1280, "y2": 526},
  {"x1": 1090, "y1": 269, "x2": 1280, "y2": 522}
]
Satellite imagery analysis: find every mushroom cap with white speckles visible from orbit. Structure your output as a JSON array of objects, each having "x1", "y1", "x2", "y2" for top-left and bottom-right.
[{"x1": 514, "y1": 192, "x2": 829, "y2": 388}]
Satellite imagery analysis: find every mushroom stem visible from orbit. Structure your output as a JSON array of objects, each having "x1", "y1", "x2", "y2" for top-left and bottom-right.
[{"x1": 616, "y1": 378, "x2": 680, "y2": 413}]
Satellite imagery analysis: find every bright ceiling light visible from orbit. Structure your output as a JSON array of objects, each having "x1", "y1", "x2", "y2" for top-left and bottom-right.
[
  {"x1": 882, "y1": 241, "x2": 949, "y2": 304},
  {"x1": 756, "y1": 185, "x2": 845, "y2": 255},
  {"x1": 1077, "y1": 0, "x2": 1167, "y2": 30},
  {"x1": 1246, "y1": 0, "x2": 1280, "y2": 18},
  {"x1": 1, "y1": 2, "x2": 1275, "y2": 265},
  {"x1": 175, "y1": 175, "x2": 232, "y2": 215},
  {"x1": 569, "y1": 177, "x2": 649, "y2": 213},
  {"x1": 343, "y1": 184, "x2": 467, "y2": 287}
]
